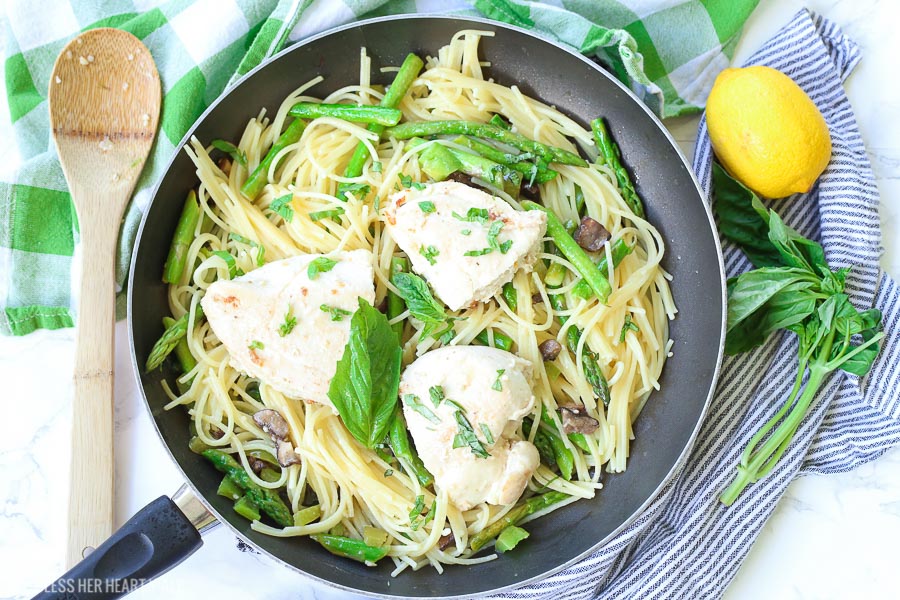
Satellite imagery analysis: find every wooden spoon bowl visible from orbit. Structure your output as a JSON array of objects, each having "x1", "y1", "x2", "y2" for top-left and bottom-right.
[{"x1": 48, "y1": 27, "x2": 161, "y2": 567}]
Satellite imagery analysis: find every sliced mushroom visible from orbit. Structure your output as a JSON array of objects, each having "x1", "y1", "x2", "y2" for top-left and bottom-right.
[
  {"x1": 539, "y1": 339, "x2": 562, "y2": 361},
  {"x1": 531, "y1": 293, "x2": 544, "y2": 305},
  {"x1": 210, "y1": 426, "x2": 225, "y2": 439},
  {"x1": 559, "y1": 405, "x2": 599, "y2": 435},
  {"x1": 276, "y1": 440, "x2": 302, "y2": 467},
  {"x1": 254, "y1": 409, "x2": 301, "y2": 467},
  {"x1": 217, "y1": 157, "x2": 232, "y2": 175},
  {"x1": 573, "y1": 216, "x2": 610, "y2": 252},
  {"x1": 520, "y1": 181, "x2": 541, "y2": 201},
  {"x1": 438, "y1": 532, "x2": 456, "y2": 551},
  {"x1": 248, "y1": 456, "x2": 268, "y2": 474},
  {"x1": 253, "y1": 409, "x2": 290, "y2": 440}
]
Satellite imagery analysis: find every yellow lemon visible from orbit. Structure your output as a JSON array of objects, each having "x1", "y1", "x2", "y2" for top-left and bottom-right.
[{"x1": 706, "y1": 66, "x2": 831, "y2": 198}]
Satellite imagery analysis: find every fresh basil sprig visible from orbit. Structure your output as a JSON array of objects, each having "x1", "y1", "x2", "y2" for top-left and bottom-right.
[
  {"x1": 713, "y1": 163, "x2": 884, "y2": 505},
  {"x1": 327, "y1": 298, "x2": 402, "y2": 449}
]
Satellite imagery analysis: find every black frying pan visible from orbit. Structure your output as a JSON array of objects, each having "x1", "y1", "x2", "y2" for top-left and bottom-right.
[{"x1": 37, "y1": 15, "x2": 725, "y2": 600}]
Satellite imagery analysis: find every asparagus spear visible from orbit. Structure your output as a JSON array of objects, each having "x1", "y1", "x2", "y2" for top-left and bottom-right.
[
  {"x1": 475, "y1": 329, "x2": 514, "y2": 351},
  {"x1": 200, "y1": 449, "x2": 293, "y2": 527},
  {"x1": 338, "y1": 53, "x2": 425, "y2": 200},
  {"x1": 502, "y1": 282, "x2": 518, "y2": 312},
  {"x1": 162, "y1": 190, "x2": 200, "y2": 284},
  {"x1": 241, "y1": 118, "x2": 307, "y2": 199},
  {"x1": 388, "y1": 408, "x2": 434, "y2": 487},
  {"x1": 452, "y1": 136, "x2": 558, "y2": 183},
  {"x1": 546, "y1": 289, "x2": 611, "y2": 407},
  {"x1": 571, "y1": 238, "x2": 634, "y2": 299},
  {"x1": 591, "y1": 118, "x2": 644, "y2": 218},
  {"x1": 384, "y1": 120, "x2": 588, "y2": 167},
  {"x1": 522, "y1": 201, "x2": 611, "y2": 303},
  {"x1": 145, "y1": 304, "x2": 204, "y2": 372},
  {"x1": 388, "y1": 256, "x2": 410, "y2": 339},
  {"x1": 407, "y1": 138, "x2": 462, "y2": 181},
  {"x1": 311, "y1": 534, "x2": 389, "y2": 563},
  {"x1": 162, "y1": 316, "x2": 197, "y2": 374},
  {"x1": 288, "y1": 102, "x2": 402, "y2": 126},
  {"x1": 469, "y1": 491, "x2": 569, "y2": 552}
]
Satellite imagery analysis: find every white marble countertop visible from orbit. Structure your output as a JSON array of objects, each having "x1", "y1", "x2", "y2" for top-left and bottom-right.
[{"x1": 2, "y1": 0, "x2": 898, "y2": 598}]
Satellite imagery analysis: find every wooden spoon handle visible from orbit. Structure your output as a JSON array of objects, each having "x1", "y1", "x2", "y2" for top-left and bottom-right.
[{"x1": 67, "y1": 209, "x2": 119, "y2": 567}]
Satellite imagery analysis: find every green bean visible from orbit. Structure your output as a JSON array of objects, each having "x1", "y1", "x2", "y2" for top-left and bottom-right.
[
  {"x1": 162, "y1": 190, "x2": 200, "y2": 284},
  {"x1": 241, "y1": 118, "x2": 307, "y2": 199},
  {"x1": 384, "y1": 121, "x2": 588, "y2": 167},
  {"x1": 338, "y1": 53, "x2": 425, "y2": 200},
  {"x1": 523, "y1": 201, "x2": 611, "y2": 303},
  {"x1": 445, "y1": 147, "x2": 521, "y2": 196},
  {"x1": 571, "y1": 238, "x2": 634, "y2": 299},
  {"x1": 162, "y1": 316, "x2": 197, "y2": 375},
  {"x1": 200, "y1": 449, "x2": 293, "y2": 527},
  {"x1": 452, "y1": 136, "x2": 558, "y2": 183},
  {"x1": 388, "y1": 257, "x2": 409, "y2": 339},
  {"x1": 388, "y1": 408, "x2": 434, "y2": 487},
  {"x1": 311, "y1": 534, "x2": 389, "y2": 563},
  {"x1": 470, "y1": 491, "x2": 569, "y2": 552},
  {"x1": 288, "y1": 102, "x2": 402, "y2": 126},
  {"x1": 475, "y1": 329, "x2": 514, "y2": 351},
  {"x1": 145, "y1": 304, "x2": 205, "y2": 372},
  {"x1": 591, "y1": 118, "x2": 644, "y2": 218}
]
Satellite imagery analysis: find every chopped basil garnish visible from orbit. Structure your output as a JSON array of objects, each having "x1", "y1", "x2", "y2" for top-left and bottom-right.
[
  {"x1": 320, "y1": 304, "x2": 352, "y2": 321},
  {"x1": 228, "y1": 233, "x2": 265, "y2": 267},
  {"x1": 619, "y1": 314, "x2": 640, "y2": 342},
  {"x1": 479, "y1": 423, "x2": 494, "y2": 445},
  {"x1": 429, "y1": 385, "x2": 444, "y2": 407},
  {"x1": 453, "y1": 410, "x2": 490, "y2": 458},
  {"x1": 307, "y1": 256, "x2": 338, "y2": 280},
  {"x1": 210, "y1": 139, "x2": 247, "y2": 167},
  {"x1": 269, "y1": 194, "x2": 295, "y2": 222},
  {"x1": 278, "y1": 306, "x2": 297, "y2": 337},
  {"x1": 492, "y1": 369, "x2": 505, "y2": 391},
  {"x1": 403, "y1": 393, "x2": 441, "y2": 424},
  {"x1": 451, "y1": 207, "x2": 490, "y2": 224},
  {"x1": 419, "y1": 245, "x2": 439, "y2": 265},
  {"x1": 212, "y1": 250, "x2": 243, "y2": 279},
  {"x1": 309, "y1": 207, "x2": 345, "y2": 222}
]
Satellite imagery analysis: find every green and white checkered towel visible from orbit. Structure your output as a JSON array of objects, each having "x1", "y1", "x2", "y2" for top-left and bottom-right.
[{"x1": 0, "y1": 0, "x2": 758, "y2": 336}]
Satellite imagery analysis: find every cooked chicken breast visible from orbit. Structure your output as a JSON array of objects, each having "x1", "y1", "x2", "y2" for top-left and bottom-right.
[
  {"x1": 383, "y1": 181, "x2": 547, "y2": 311},
  {"x1": 399, "y1": 346, "x2": 540, "y2": 511},
  {"x1": 200, "y1": 249, "x2": 375, "y2": 408}
]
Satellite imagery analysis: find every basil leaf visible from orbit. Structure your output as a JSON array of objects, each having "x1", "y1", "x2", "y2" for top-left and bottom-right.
[
  {"x1": 327, "y1": 298, "x2": 402, "y2": 448},
  {"x1": 320, "y1": 304, "x2": 353, "y2": 321},
  {"x1": 418, "y1": 201, "x2": 436, "y2": 213},
  {"x1": 712, "y1": 162, "x2": 782, "y2": 268},
  {"x1": 211, "y1": 139, "x2": 247, "y2": 167},
  {"x1": 403, "y1": 394, "x2": 441, "y2": 424},
  {"x1": 419, "y1": 245, "x2": 439, "y2": 265},
  {"x1": 454, "y1": 410, "x2": 490, "y2": 458},
  {"x1": 308, "y1": 257, "x2": 338, "y2": 280},
  {"x1": 341, "y1": 183, "x2": 371, "y2": 201},
  {"x1": 391, "y1": 272, "x2": 447, "y2": 325},
  {"x1": 278, "y1": 306, "x2": 297, "y2": 337}
]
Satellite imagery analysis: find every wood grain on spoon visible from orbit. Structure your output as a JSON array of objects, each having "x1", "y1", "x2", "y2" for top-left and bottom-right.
[{"x1": 48, "y1": 28, "x2": 160, "y2": 567}]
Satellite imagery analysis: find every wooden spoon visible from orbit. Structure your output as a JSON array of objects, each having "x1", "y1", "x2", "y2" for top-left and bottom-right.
[{"x1": 48, "y1": 28, "x2": 161, "y2": 567}]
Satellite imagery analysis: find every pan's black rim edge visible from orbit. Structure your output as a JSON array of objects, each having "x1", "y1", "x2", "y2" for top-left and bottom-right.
[{"x1": 127, "y1": 13, "x2": 727, "y2": 600}]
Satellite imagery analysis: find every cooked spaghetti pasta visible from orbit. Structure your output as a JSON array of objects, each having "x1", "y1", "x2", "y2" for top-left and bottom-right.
[{"x1": 159, "y1": 30, "x2": 674, "y2": 574}]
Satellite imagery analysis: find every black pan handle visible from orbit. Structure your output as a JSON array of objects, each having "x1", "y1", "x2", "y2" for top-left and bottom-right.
[{"x1": 32, "y1": 495, "x2": 203, "y2": 600}]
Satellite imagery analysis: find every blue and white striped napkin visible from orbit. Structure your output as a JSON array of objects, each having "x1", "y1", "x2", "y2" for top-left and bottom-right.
[{"x1": 499, "y1": 10, "x2": 900, "y2": 599}]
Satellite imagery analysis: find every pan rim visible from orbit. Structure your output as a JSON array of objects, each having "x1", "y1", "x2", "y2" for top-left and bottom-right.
[{"x1": 128, "y1": 12, "x2": 727, "y2": 599}]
